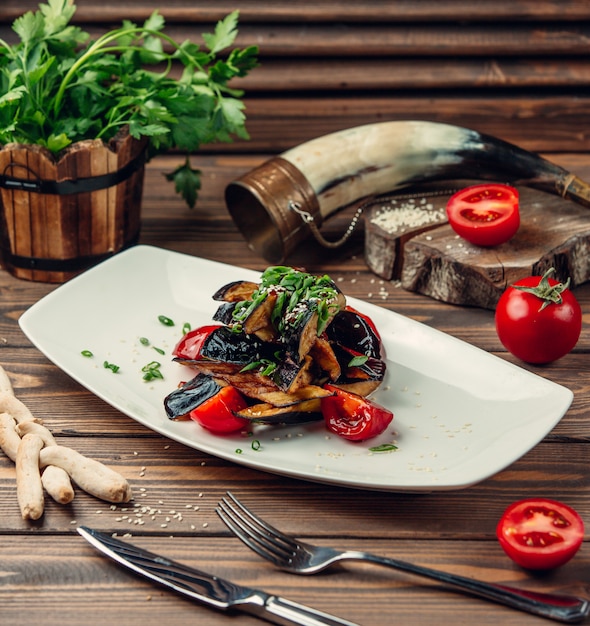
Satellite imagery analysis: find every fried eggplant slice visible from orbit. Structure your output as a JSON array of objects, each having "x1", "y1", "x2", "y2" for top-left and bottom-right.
[
  {"x1": 309, "y1": 336, "x2": 341, "y2": 381},
  {"x1": 253, "y1": 384, "x2": 332, "y2": 407},
  {"x1": 212, "y1": 301, "x2": 237, "y2": 325},
  {"x1": 164, "y1": 374, "x2": 223, "y2": 420},
  {"x1": 242, "y1": 291, "x2": 278, "y2": 341},
  {"x1": 274, "y1": 353, "x2": 315, "y2": 393},
  {"x1": 212, "y1": 280, "x2": 259, "y2": 302},
  {"x1": 329, "y1": 380, "x2": 382, "y2": 397},
  {"x1": 327, "y1": 307, "x2": 383, "y2": 359},
  {"x1": 235, "y1": 399, "x2": 325, "y2": 424}
]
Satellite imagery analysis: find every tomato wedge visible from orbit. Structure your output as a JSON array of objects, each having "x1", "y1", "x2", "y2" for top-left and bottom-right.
[
  {"x1": 189, "y1": 384, "x2": 249, "y2": 434},
  {"x1": 446, "y1": 183, "x2": 519, "y2": 246},
  {"x1": 496, "y1": 499, "x2": 584, "y2": 570},
  {"x1": 320, "y1": 384, "x2": 393, "y2": 441}
]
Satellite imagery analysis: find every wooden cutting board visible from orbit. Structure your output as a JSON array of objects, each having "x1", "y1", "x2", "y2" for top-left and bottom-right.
[{"x1": 364, "y1": 186, "x2": 590, "y2": 309}]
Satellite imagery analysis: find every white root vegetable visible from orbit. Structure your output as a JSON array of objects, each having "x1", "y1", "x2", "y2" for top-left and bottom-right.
[
  {"x1": 40, "y1": 445, "x2": 132, "y2": 503},
  {"x1": 0, "y1": 366, "x2": 132, "y2": 515},
  {"x1": 0, "y1": 412, "x2": 21, "y2": 462},
  {"x1": 16, "y1": 420, "x2": 57, "y2": 446},
  {"x1": 41, "y1": 465, "x2": 75, "y2": 504},
  {"x1": 17, "y1": 420, "x2": 75, "y2": 504},
  {"x1": 0, "y1": 366, "x2": 14, "y2": 395},
  {"x1": 16, "y1": 434, "x2": 45, "y2": 520},
  {"x1": 0, "y1": 391, "x2": 39, "y2": 424}
]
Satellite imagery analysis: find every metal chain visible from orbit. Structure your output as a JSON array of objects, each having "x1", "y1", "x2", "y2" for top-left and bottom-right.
[{"x1": 288, "y1": 188, "x2": 459, "y2": 249}]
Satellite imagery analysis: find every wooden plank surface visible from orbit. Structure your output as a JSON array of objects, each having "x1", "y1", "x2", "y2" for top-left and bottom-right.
[
  {"x1": 0, "y1": 152, "x2": 589, "y2": 626},
  {"x1": 2, "y1": 535, "x2": 587, "y2": 626}
]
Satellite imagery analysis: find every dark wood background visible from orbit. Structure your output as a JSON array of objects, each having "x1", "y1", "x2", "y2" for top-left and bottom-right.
[{"x1": 3, "y1": 0, "x2": 590, "y2": 155}]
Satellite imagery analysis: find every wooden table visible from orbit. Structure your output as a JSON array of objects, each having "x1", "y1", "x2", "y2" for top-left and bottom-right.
[{"x1": 1, "y1": 152, "x2": 589, "y2": 626}]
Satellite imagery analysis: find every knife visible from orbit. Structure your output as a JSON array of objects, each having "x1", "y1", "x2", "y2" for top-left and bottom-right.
[{"x1": 77, "y1": 526, "x2": 358, "y2": 626}]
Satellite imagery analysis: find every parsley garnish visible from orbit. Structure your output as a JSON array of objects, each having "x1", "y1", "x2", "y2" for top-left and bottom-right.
[{"x1": 0, "y1": 0, "x2": 258, "y2": 208}]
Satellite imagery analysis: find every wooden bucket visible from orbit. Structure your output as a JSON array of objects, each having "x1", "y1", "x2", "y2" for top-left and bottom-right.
[{"x1": 0, "y1": 130, "x2": 147, "y2": 283}]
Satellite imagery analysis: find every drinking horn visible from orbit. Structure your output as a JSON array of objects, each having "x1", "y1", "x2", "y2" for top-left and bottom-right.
[{"x1": 225, "y1": 120, "x2": 590, "y2": 263}]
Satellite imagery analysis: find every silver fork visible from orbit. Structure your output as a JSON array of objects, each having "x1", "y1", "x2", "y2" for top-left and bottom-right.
[{"x1": 216, "y1": 492, "x2": 590, "y2": 624}]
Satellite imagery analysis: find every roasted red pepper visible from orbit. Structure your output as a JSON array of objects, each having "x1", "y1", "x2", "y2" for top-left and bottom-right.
[
  {"x1": 189, "y1": 383, "x2": 249, "y2": 434},
  {"x1": 173, "y1": 325, "x2": 222, "y2": 361}
]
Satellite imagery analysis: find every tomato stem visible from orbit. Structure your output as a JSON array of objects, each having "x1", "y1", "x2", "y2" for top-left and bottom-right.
[{"x1": 513, "y1": 268, "x2": 571, "y2": 311}]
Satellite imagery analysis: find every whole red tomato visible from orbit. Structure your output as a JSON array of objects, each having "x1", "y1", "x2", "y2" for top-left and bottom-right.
[
  {"x1": 446, "y1": 183, "x2": 519, "y2": 246},
  {"x1": 496, "y1": 498, "x2": 584, "y2": 570},
  {"x1": 495, "y1": 268, "x2": 582, "y2": 364},
  {"x1": 321, "y1": 384, "x2": 393, "y2": 441}
]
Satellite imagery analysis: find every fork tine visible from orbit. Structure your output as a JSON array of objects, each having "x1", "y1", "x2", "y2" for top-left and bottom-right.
[
  {"x1": 216, "y1": 492, "x2": 297, "y2": 567},
  {"x1": 226, "y1": 492, "x2": 297, "y2": 546},
  {"x1": 216, "y1": 502, "x2": 283, "y2": 566}
]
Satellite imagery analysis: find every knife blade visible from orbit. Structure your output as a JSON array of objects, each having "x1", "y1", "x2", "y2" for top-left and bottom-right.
[{"x1": 77, "y1": 526, "x2": 358, "y2": 626}]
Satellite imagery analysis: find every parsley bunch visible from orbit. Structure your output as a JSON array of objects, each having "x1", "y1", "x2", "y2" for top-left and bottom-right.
[{"x1": 0, "y1": 0, "x2": 258, "y2": 207}]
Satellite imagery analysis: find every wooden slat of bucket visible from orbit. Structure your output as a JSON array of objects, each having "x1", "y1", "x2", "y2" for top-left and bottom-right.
[
  {"x1": 87, "y1": 140, "x2": 118, "y2": 255},
  {"x1": 38, "y1": 147, "x2": 68, "y2": 282},
  {"x1": 0, "y1": 146, "x2": 18, "y2": 267},
  {"x1": 5, "y1": 146, "x2": 33, "y2": 277},
  {"x1": 113, "y1": 132, "x2": 147, "y2": 248},
  {"x1": 26, "y1": 145, "x2": 60, "y2": 282},
  {"x1": 57, "y1": 140, "x2": 96, "y2": 263}
]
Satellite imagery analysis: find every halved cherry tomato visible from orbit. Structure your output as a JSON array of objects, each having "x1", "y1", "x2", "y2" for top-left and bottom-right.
[
  {"x1": 496, "y1": 498, "x2": 584, "y2": 570},
  {"x1": 495, "y1": 268, "x2": 581, "y2": 364},
  {"x1": 173, "y1": 325, "x2": 221, "y2": 361},
  {"x1": 320, "y1": 384, "x2": 393, "y2": 441},
  {"x1": 446, "y1": 183, "x2": 520, "y2": 246},
  {"x1": 189, "y1": 384, "x2": 249, "y2": 434}
]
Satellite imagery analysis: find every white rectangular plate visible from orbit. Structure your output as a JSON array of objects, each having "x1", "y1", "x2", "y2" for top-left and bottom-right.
[{"x1": 19, "y1": 245, "x2": 573, "y2": 491}]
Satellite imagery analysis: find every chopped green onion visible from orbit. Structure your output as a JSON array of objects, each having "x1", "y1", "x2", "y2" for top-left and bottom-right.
[
  {"x1": 348, "y1": 355, "x2": 369, "y2": 367},
  {"x1": 139, "y1": 337, "x2": 150, "y2": 346},
  {"x1": 235, "y1": 448, "x2": 243, "y2": 454},
  {"x1": 240, "y1": 358, "x2": 278, "y2": 376},
  {"x1": 142, "y1": 361, "x2": 163, "y2": 381},
  {"x1": 103, "y1": 361, "x2": 120, "y2": 373},
  {"x1": 158, "y1": 315, "x2": 175, "y2": 326},
  {"x1": 369, "y1": 443, "x2": 398, "y2": 453},
  {"x1": 152, "y1": 346, "x2": 165, "y2": 355},
  {"x1": 251, "y1": 439, "x2": 261, "y2": 451},
  {"x1": 232, "y1": 266, "x2": 342, "y2": 337},
  {"x1": 81, "y1": 350, "x2": 93, "y2": 357},
  {"x1": 182, "y1": 322, "x2": 192, "y2": 335}
]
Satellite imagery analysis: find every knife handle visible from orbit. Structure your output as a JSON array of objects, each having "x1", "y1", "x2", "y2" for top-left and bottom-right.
[{"x1": 257, "y1": 595, "x2": 360, "y2": 626}]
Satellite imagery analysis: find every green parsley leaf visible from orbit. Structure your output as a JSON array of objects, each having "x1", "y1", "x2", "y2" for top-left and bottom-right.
[
  {"x1": 202, "y1": 10, "x2": 239, "y2": 54},
  {"x1": 165, "y1": 158, "x2": 202, "y2": 209}
]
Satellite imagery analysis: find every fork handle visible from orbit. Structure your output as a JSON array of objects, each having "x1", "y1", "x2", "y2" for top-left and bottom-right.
[{"x1": 340, "y1": 551, "x2": 589, "y2": 623}]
